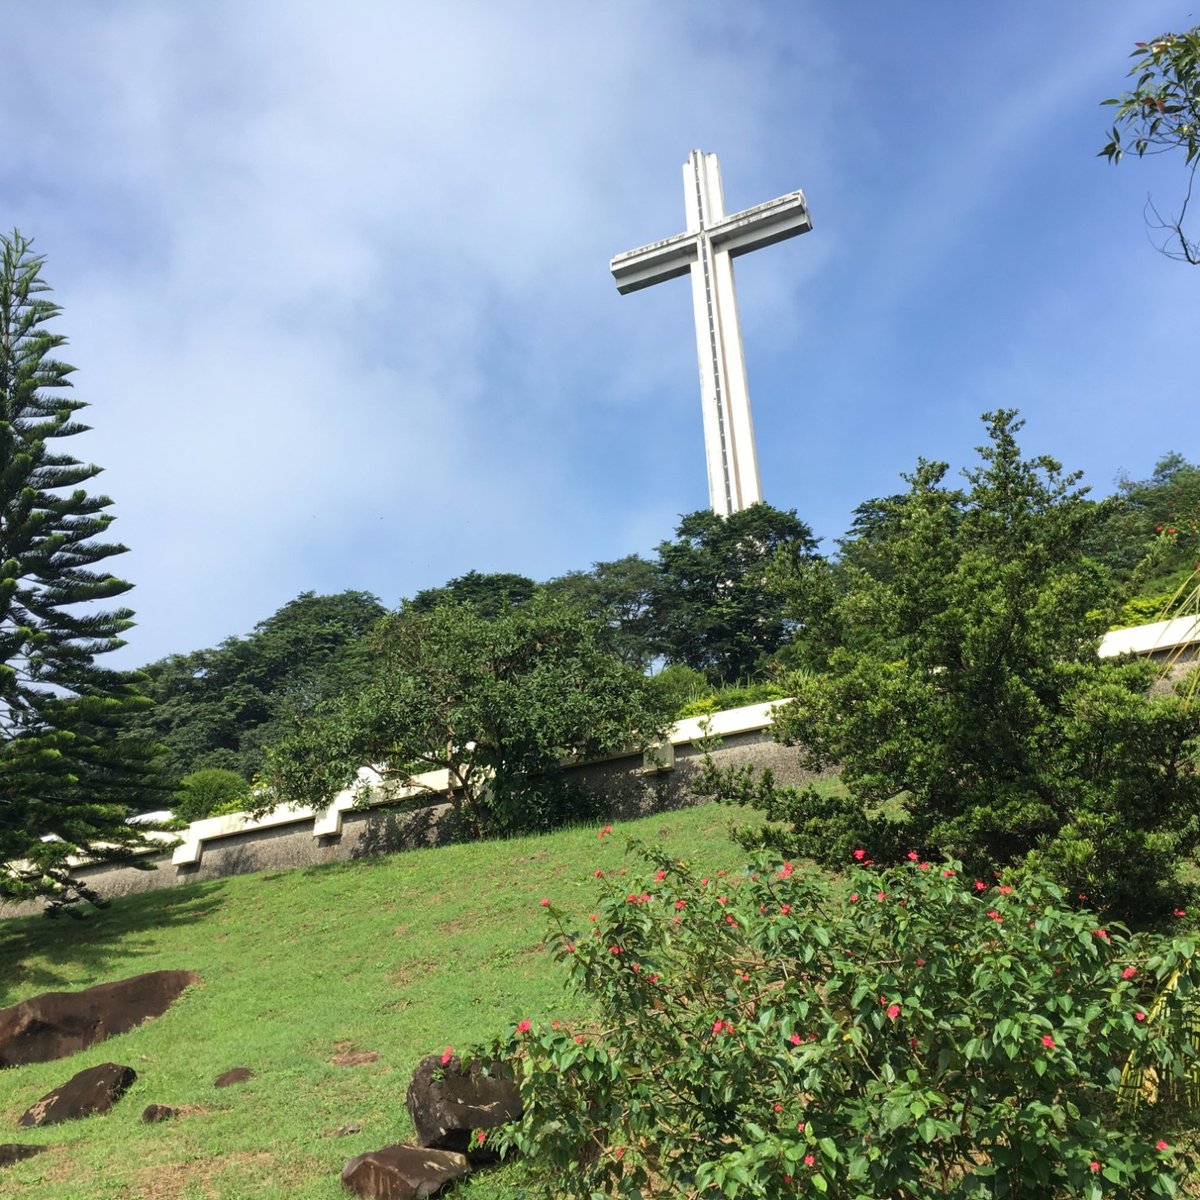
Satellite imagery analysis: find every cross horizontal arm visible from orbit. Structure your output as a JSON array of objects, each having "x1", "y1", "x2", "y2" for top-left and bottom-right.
[
  {"x1": 709, "y1": 190, "x2": 812, "y2": 257},
  {"x1": 610, "y1": 229, "x2": 698, "y2": 295}
]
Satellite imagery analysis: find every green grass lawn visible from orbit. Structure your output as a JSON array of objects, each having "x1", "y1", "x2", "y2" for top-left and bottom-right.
[{"x1": 0, "y1": 803, "x2": 756, "y2": 1200}]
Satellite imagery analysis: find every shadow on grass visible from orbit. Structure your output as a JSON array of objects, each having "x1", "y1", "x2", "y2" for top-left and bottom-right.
[{"x1": 0, "y1": 879, "x2": 229, "y2": 1005}]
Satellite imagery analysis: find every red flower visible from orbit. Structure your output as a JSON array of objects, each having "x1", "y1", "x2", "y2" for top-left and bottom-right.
[
  {"x1": 654, "y1": 869, "x2": 666, "y2": 881},
  {"x1": 1156, "y1": 1139, "x2": 1170, "y2": 1151},
  {"x1": 1090, "y1": 1161, "x2": 1101, "y2": 1173},
  {"x1": 943, "y1": 869, "x2": 955, "y2": 877},
  {"x1": 773, "y1": 1103, "x2": 783, "y2": 1112},
  {"x1": 779, "y1": 862, "x2": 794, "y2": 878},
  {"x1": 539, "y1": 898, "x2": 550, "y2": 907},
  {"x1": 849, "y1": 893, "x2": 859, "y2": 903},
  {"x1": 789, "y1": 1032, "x2": 802, "y2": 1045},
  {"x1": 441, "y1": 1046, "x2": 453, "y2": 1065},
  {"x1": 476, "y1": 1130, "x2": 486, "y2": 1145},
  {"x1": 609, "y1": 945, "x2": 622, "y2": 954},
  {"x1": 907, "y1": 851, "x2": 919, "y2": 861},
  {"x1": 918, "y1": 862, "x2": 930, "y2": 872},
  {"x1": 588, "y1": 914, "x2": 598, "y2": 922},
  {"x1": 712, "y1": 1020, "x2": 725, "y2": 1034},
  {"x1": 1136, "y1": 1011, "x2": 1146, "y2": 1022},
  {"x1": 974, "y1": 880, "x2": 987, "y2": 891},
  {"x1": 630, "y1": 962, "x2": 640, "y2": 972},
  {"x1": 804, "y1": 1154, "x2": 815, "y2": 1167},
  {"x1": 886, "y1": 1004, "x2": 901, "y2": 1020},
  {"x1": 565, "y1": 944, "x2": 575, "y2": 952},
  {"x1": 1093, "y1": 928, "x2": 1109, "y2": 940},
  {"x1": 648, "y1": 973, "x2": 658, "y2": 983},
  {"x1": 998, "y1": 885, "x2": 1013, "y2": 894},
  {"x1": 599, "y1": 824, "x2": 613, "y2": 839},
  {"x1": 1122, "y1": 966, "x2": 1137, "y2": 980},
  {"x1": 853, "y1": 848, "x2": 866, "y2": 860},
  {"x1": 516, "y1": 1019, "x2": 531, "y2": 1034},
  {"x1": 987, "y1": 910, "x2": 1002, "y2": 922},
  {"x1": 1041, "y1": 1034, "x2": 1054, "y2": 1048},
  {"x1": 675, "y1": 899, "x2": 687, "y2": 911},
  {"x1": 574, "y1": 1034, "x2": 585, "y2": 1043},
  {"x1": 594, "y1": 870, "x2": 603, "y2": 878},
  {"x1": 717, "y1": 895, "x2": 728, "y2": 905},
  {"x1": 780, "y1": 903, "x2": 792, "y2": 915},
  {"x1": 876, "y1": 891, "x2": 886, "y2": 901},
  {"x1": 1174, "y1": 909, "x2": 1187, "y2": 918}
]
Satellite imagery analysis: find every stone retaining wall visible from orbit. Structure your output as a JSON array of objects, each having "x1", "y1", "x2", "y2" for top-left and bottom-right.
[{"x1": 1, "y1": 703, "x2": 819, "y2": 918}]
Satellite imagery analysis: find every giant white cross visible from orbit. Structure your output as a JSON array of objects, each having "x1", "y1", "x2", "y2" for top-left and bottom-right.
[{"x1": 611, "y1": 151, "x2": 812, "y2": 516}]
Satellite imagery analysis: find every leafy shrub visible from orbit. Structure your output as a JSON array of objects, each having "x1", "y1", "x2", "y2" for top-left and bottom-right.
[
  {"x1": 172, "y1": 768, "x2": 251, "y2": 823},
  {"x1": 477, "y1": 842, "x2": 1199, "y2": 1199}
]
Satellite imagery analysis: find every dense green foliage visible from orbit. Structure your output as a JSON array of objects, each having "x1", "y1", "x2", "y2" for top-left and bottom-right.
[
  {"x1": 130, "y1": 589, "x2": 386, "y2": 783},
  {"x1": 0, "y1": 232, "x2": 162, "y2": 907},
  {"x1": 705, "y1": 413, "x2": 1200, "y2": 924},
  {"x1": 267, "y1": 595, "x2": 671, "y2": 837},
  {"x1": 171, "y1": 767, "x2": 252, "y2": 823},
  {"x1": 484, "y1": 846, "x2": 1199, "y2": 1198},
  {"x1": 544, "y1": 554, "x2": 659, "y2": 669},
  {"x1": 1101, "y1": 28, "x2": 1200, "y2": 264},
  {"x1": 409, "y1": 569, "x2": 538, "y2": 617},
  {"x1": 649, "y1": 503, "x2": 820, "y2": 683}
]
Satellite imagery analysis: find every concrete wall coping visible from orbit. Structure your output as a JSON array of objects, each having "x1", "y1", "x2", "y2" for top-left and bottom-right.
[{"x1": 1099, "y1": 614, "x2": 1200, "y2": 658}]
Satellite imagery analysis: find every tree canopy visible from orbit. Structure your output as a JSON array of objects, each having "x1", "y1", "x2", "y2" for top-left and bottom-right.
[
  {"x1": 710, "y1": 412, "x2": 1200, "y2": 924},
  {"x1": 267, "y1": 594, "x2": 671, "y2": 837},
  {"x1": 0, "y1": 231, "x2": 163, "y2": 908}
]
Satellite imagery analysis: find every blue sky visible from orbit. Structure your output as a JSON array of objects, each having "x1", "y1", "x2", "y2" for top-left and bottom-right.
[{"x1": 0, "y1": 1, "x2": 1195, "y2": 665}]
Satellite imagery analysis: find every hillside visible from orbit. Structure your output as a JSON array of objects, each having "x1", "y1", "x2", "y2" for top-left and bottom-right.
[{"x1": 0, "y1": 804, "x2": 750, "y2": 1200}]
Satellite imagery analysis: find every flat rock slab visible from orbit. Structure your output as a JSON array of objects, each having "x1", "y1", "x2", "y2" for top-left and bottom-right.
[
  {"x1": 0, "y1": 1144, "x2": 51, "y2": 1168},
  {"x1": 19, "y1": 1062, "x2": 136, "y2": 1128},
  {"x1": 406, "y1": 1055, "x2": 521, "y2": 1155},
  {"x1": 214, "y1": 1067, "x2": 254, "y2": 1088},
  {"x1": 0, "y1": 970, "x2": 199, "y2": 1067},
  {"x1": 342, "y1": 1143, "x2": 470, "y2": 1199}
]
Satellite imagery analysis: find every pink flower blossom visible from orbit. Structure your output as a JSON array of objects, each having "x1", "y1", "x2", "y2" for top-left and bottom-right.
[
  {"x1": 1090, "y1": 1161, "x2": 1100, "y2": 1173},
  {"x1": 1041, "y1": 1034, "x2": 1054, "y2": 1048},
  {"x1": 886, "y1": 1004, "x2": 901, "y2": 1020},
  {"x1": 987, "y1": 910, "x2": 1002, "y2": 922},
  {"x1": 789, "y1": 1032, "x2": 802, "y2": 1045},
  {"x1": 853, "y1": 848, "x2": 866, "y2": 860},
  {"x1": 907, "y1": 851, "x2": 919, "y2": 861},
  {"x1": 1093, "y1": 928, "x2": 1109, "y2": 940},
  {"x1": 849, "y1": 893, "x2": 859, "y2": 903},
  {"x1": 804, "y1": 1154, "x2": 815, "y2": 1167},
  {"x1": 1122, "y1": 966, "x2": 1138, "y2": 980},
  {"x1": 773, "y1": 1103, "x2": 783, "y2": 1112},
  {"x1": 779, "y1": 861, "x2": 794, "y2": 878},
  {"x1": 655, "y1": 869, "x2": 666, "y2": 881},
  {"x1": 780, "y1": 904, "x2": 792, "y2": 915},
  {"x1": 441, "y1": 1046, "x2": 453, "y2": 1065},
  {"x1": 1156, "y1": 1139, "x2": 1170, "y2": 1151},
  {"x1": 539, "y1": 898, "x2": 550, "y2": 907},
  {"x1": 974, "y1": 880, "x2": 987, "y2": 891},
  {"x1": 943, "y1": 869, "x2": 955, "y2": 877},
  {"x1": 594, "y1": 870, "x2": 603, "y2": 878},
  {"x1": 599, "y1": 824, "x2": 613, "y2": 839},
  {"x1": 675, "y1": 899, "x2": 687, "y2": 911},
  {"x1": 1174, "y1": 909, "x2": 1187, "y2": 918},
  {"x1": 516, "y1": 1019, "x2": 531, "y2": 1034},
  {"x1": 648, "y1": 973, "x2": 658, "y2": 983},
  {"x1": 998, "y1": 885, "x2": 1013, "y2": 894},
  {"x1": 712, "y1": 1020, "x2": 725, "y2": 1034},
  {"x1": 918, "y1": 862, "x2": 931, "y2": 872},
  {"x1": 476, "y1": 1130, "x2": 486, "y2": 1145},
  {"x1": 1136, "y1": 1011, "x2": 1146, "y2": 1022},
  {"x1": 876, "y1": 891, "x2": 886, "y2": 901}
]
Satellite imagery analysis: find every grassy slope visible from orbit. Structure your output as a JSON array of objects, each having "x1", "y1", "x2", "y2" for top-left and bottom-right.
[{"x1": 0, "y1": 804, "x2": 755, "y2": 1200}]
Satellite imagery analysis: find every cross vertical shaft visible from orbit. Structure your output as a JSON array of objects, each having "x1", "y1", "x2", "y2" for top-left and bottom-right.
[{"x1": 611, "y1": 151, "x2": 812, "y2": 516}]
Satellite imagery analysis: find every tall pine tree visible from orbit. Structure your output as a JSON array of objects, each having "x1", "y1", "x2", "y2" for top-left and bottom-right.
[{"x1": 0, "y1": 231, "x2": 161, "y2": 910}]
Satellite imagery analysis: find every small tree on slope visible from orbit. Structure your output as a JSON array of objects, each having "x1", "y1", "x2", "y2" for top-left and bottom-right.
[{"x1": 0, "y1": 231, "x2": 161, "y2": 910}]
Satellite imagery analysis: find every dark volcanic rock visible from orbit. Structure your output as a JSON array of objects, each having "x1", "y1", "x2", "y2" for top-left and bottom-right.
[
  {"x1": 19, "y1": 1062, "x2": 136, "y2": 1128},
  {"x1": 214, "y1": 1067, "x2": 254, "y2": 1088},
  {"x1": 141, "y1": 1103, "x2": 182, "y2": 1122},
  {"x1": 0, "y1": 1143, "x2": 50, "y2": 1168},
  {"x1": 341, "y1": 1143, "x2": 470, "y2": 1199},
  {"x1": 406, "y1": 1055, "x2": 521, "y2": 1155},
  {"x1": 0, "y1": 970, "x2": 199, "y2": 1067}
]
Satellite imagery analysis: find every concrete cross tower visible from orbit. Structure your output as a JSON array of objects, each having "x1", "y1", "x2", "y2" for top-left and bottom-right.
[{"x1": 611, "y1": 151, "x2": 812, "y2": 516}]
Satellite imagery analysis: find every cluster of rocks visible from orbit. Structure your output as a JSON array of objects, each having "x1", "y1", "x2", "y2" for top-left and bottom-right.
[
  {"x1": 0, "y1": 970, "x2": 525, "y2": 1199},
  {"x1": 341, "y1": 1053, "x2": 523, "y2": 1198}
]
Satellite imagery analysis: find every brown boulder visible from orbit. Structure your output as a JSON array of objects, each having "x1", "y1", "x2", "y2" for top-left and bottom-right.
[
  {"x1": 19, "y1": 1062, "x2": 136, "y2": 1128},
  {"x1": 214, "y1": 1067, "x2": 254, "y2": 1087},
  {"x1": 141, "y1": 1103, "x2": 182, "y2": 1122},
  {"x1": 0, "y1": 1144, "x2": 50, "y2": 1168},
  {"x1": 341, "y1": 1143, "x2": 470, "y2": 1199},
  {"x1": 0, "y1": 970, "x2": 199, "y2": 1067},
  {"x1": 406, "y1": 1055, "x2": 521, "y2": 1155}
]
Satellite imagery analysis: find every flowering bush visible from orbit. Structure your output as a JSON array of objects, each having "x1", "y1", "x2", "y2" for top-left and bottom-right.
[{"x1": 475, "y1": 842, "x2": 1200, "y2": 1198}]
